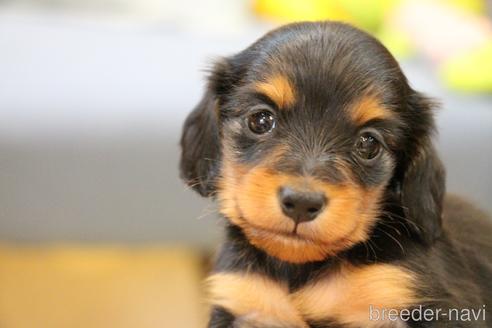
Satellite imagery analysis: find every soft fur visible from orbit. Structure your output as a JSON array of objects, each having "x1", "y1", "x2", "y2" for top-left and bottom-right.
[{"x1": 180, "y1": 21, "x2": 492, "y2": 328}]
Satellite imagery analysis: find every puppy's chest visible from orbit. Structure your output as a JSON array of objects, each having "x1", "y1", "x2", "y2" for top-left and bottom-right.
[{"x1": 207, "y1": 263, "x2": 418, "y2": 328}]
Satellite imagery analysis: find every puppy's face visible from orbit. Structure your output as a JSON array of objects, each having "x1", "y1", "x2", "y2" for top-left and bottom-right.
[
  {"x1": 218, "y1": 73, "x2": 397, "y2": 263},
  {"x1": 181, "y1": 22, "x2": 445, "y2": 263}
]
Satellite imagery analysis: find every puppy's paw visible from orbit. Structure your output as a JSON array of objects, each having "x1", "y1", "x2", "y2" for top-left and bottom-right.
[{"x1": 233, "y1": 313, "x2": 307, "y2": 328}]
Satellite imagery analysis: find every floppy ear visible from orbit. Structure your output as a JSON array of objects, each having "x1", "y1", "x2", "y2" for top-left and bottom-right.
[
  {"x1": 179, "y1": 60, "x2": 232, "y2": 197},
  {"x1": 398, "y1": 91, "x2": 446, "y2": 245}
]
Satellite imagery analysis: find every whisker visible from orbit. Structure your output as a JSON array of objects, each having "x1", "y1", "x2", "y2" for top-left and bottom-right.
[{"x1": 375, "y1": 227, "x2": 406, "y2": 254}]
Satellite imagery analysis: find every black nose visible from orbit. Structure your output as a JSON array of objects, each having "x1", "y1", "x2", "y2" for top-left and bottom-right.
[{"x1": 278, "y1": 187, "x2": 327, "y2": 224}]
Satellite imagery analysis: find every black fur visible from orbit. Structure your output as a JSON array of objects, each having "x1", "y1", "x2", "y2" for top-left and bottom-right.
[{"x1": 180, "y1": 21, "x2": 492, "y2": 327}]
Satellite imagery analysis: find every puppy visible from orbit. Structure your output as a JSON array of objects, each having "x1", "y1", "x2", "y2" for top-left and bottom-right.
[{"x1": 180, "y1": 21, "x2": 492, "y2": 328}]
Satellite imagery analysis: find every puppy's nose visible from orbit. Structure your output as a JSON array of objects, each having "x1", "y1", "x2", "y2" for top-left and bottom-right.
[{"x1": 278, "y1": 187, "x2": 327, "y2": 224}]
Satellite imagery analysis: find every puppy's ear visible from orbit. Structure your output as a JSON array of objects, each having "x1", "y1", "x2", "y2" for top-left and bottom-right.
[
  {"x1": 398, "y1": 91, "x2": 445, "y2": 245},
  {"x1": 180, "y1": 60, "x2": 233, "y2": 197}
]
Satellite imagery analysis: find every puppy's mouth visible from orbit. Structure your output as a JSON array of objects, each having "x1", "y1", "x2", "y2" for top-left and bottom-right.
[
  {"x1": 238, "y1": 217, "x2": 352, "y2": 249},
  {"x1": 225, "y1": 197, "x2": 367, "y2": 262},
  {"x1": 238, "y1": 218, "x2": 360, "y2": 264},
  {"x1": 248, "y1": 223, "x2": 310, "y2": 242}
]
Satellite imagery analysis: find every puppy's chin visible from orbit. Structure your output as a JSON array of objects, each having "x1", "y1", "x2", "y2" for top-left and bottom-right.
[
  {"x1": 235, "y1": 219, "x2": 357, "y2": 264},
  {"x1": 219, "y1": 193, "x2": 378, "y2": 263},
  {"x1": 218, "y1": 163, "x2": 384, "y2": 263}
]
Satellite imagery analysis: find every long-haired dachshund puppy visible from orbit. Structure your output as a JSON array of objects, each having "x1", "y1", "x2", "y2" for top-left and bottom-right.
[{"x1": 180, "y1": 22, "x2": 492, "y2": 328}]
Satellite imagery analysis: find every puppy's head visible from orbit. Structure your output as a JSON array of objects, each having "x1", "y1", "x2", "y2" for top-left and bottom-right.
[{"x1": 180, "y1": 22, "x2": 445, "y2": 263}]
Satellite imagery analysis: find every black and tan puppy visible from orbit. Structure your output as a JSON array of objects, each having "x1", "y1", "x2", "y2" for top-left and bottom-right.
[{"x1": 180, "y1": 22, "x2": 492, "y2": 328}]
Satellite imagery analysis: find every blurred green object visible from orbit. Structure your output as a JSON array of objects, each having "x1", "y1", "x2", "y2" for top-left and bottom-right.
[
  {"x1": 377, "y1": 28, "x2": 414, "y2": 58},
  {"x1": 440, "y1": 42, "x2": 492, "y2": 93}
]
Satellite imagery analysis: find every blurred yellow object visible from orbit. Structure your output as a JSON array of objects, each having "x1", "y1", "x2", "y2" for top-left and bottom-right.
[
  {"x1": 253, "y1": 0, "x2": 352, "y2": 23},
  {"x1": 0, "y1": 245, "x2": 206, "y2": 328},
  {"x1": 447, "y1": 0, "x2": 485, "y2": 14},
  {"x1": 440, "y1": 41, "x2": 492, "y2": 92},
  {"x1": 252, "y1": 0, "x2": 398, "y2": 32}
]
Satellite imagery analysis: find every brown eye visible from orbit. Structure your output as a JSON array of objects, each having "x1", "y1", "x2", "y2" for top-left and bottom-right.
[
  {"x1": 355, "y1": 132, "x2": 381, "y2": 160},
  {"x1": 247, "y1": 111, "x2": 276, "y2": 134}
]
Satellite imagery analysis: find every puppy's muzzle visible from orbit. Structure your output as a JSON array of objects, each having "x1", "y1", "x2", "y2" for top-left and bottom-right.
[{"x1": 278, "y1": 187, "x2": 327, "y2": 224}]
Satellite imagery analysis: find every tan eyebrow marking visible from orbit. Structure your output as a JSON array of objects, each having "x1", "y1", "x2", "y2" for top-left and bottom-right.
[
  {"x1": 350, "y1": 95, "x2": 394, "y2": 125},
  {"x1": 254, "y1": 74, "x2": 296, "y2": 109}
]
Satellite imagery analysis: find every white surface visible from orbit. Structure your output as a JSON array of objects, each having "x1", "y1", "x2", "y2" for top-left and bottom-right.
[{"x1": 0, "y1": 10, "x2": 265, "y2": 140}]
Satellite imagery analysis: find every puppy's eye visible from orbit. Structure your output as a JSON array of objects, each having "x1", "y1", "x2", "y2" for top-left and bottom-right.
[
  {"x1": 247, "y1": 110, "x2": 276, "y2": 134},
  {"x1": 355, "y1": 132, "x2": 381, "y2": 160}
]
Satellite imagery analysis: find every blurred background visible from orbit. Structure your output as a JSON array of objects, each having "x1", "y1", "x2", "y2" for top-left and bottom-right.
[{"x1": 0, "y1": 0, "x2": 491, "y2": 327}]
